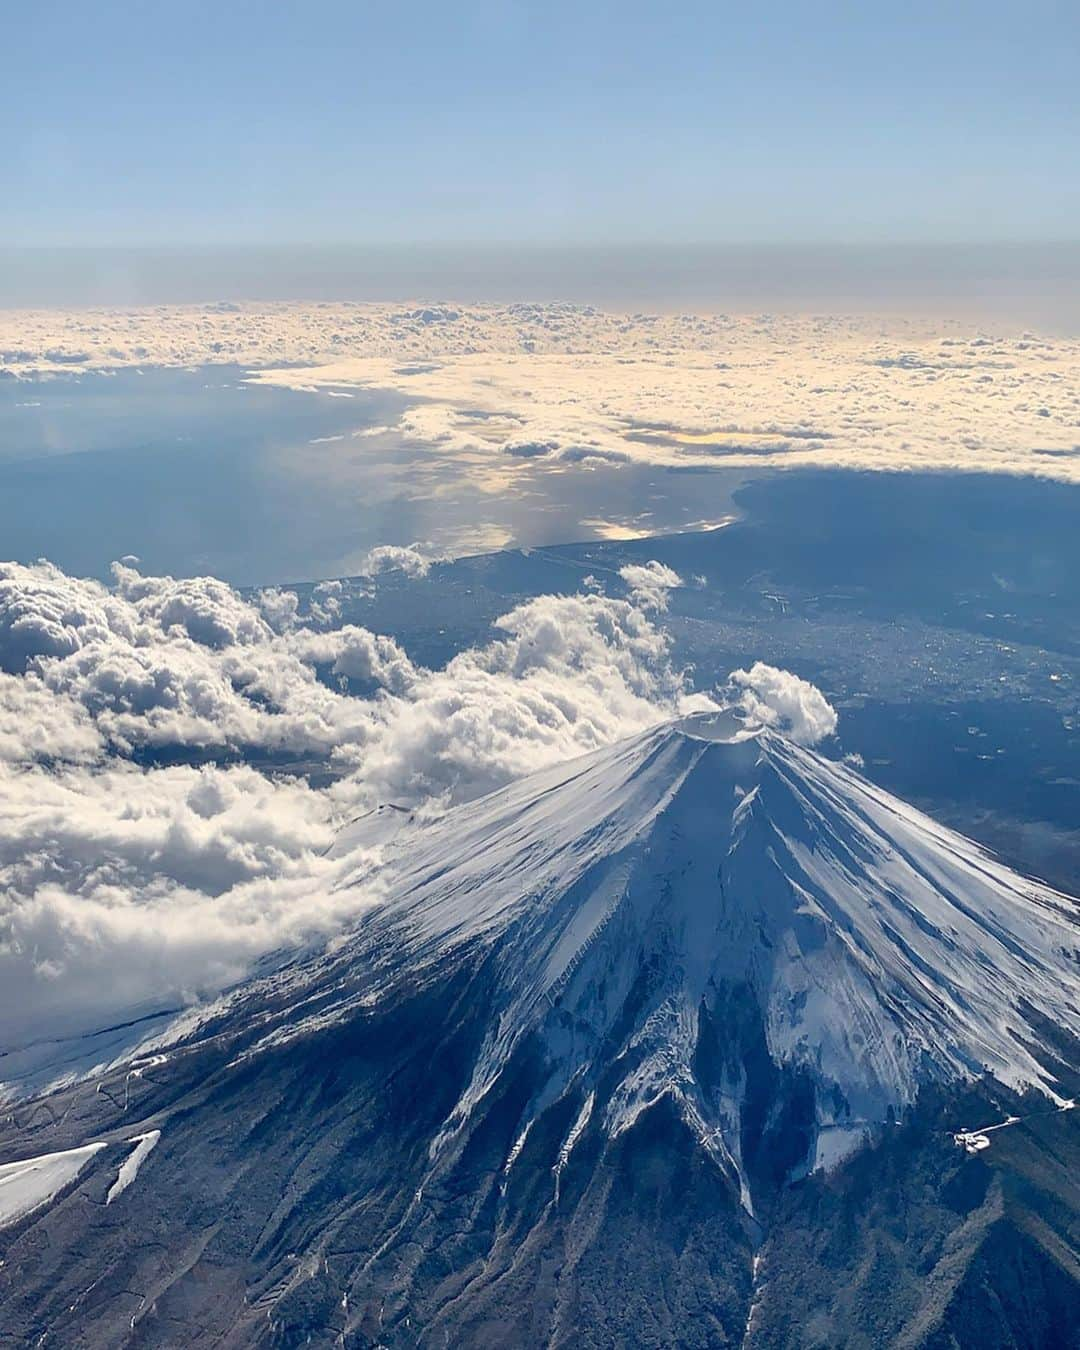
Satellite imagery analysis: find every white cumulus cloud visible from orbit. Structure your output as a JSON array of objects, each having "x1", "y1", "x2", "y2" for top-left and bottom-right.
[
  {"x1": 726, "y1": 661, "x2": 838, "y2": 746},
  {"x1": 354, "y1": 542, "x2": 440, "y2": 579},
  {"x1": 618, "y1": 561, "x2": 683, "y2": 611}
]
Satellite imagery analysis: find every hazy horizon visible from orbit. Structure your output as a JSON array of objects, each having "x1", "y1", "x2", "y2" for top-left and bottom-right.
[{"x1": 4, "y1": 241, "x2": 1080, "y2": 331}]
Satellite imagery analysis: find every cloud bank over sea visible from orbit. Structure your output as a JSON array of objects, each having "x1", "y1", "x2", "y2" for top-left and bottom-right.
[{"x1": 3, "y1": 302, "x2": 1078, "y2": 490}]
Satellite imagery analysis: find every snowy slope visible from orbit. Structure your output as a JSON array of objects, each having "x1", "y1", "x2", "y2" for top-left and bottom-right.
[{"x1": 215, "y1": 709, "x2": 1080, "y2": 1192}]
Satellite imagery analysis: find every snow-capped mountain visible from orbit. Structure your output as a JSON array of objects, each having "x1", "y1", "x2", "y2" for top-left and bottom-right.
[
  {"x1": 348, "y1": 710, "x2": 1079, "y2": 1169},
  {"x1": 1, "y1": 713, "x2": 1078, "y2": 1347}
]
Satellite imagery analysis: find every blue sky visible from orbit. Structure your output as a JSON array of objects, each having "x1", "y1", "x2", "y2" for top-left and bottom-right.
[{"x1": 4, "y1": 0, "x2": 1078, "y2": 246}]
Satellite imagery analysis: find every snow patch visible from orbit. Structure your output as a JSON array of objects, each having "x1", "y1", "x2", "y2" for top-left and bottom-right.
[
  {"x1": 0, "y1": 1142, "x2": 106, "y2": 1226},
  {"x1": 553, "y1": 1092, "x2": 594, "y2": 1202},
  {"x1": 106, "y1": 1130, "x2": 161, "y2": 1204}
]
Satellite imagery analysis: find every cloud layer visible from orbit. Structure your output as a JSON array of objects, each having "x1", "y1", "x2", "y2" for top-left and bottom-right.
[{"x1": 5, "y1": 302, "x2": 1078, "y2": 497}]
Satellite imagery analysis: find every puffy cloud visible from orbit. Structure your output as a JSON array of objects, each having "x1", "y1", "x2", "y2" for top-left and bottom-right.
[
  {"x1": 0, "y1": 561, "x2": 386, "y2": 758},
  {"x1": 0, "y1": 561, "x2": 129, "y2": 673},
  {"x1": 0, "y1": 673, "x2": 102, "y2": 764},
  {"x1": 256, "y1": 585, "x2": 302, "y2": 633},
  {"x1": 111, "y1": 563, "x2": 271, "y2": 647},
  {"x1": 287, "y1": 624, "x2": 417, "y2": 697},
  {"x1": 338, "y1": 590, "x2": 705, "y2": 806},
  {"x1": 0, "y1": 758, "x2": 353, "y2": 1058},
  {"x1": 619, "y1": 561, "x2": 683, "y2": 611},
  {"x1": 353, "y1": 542, "x2": 440, "y2": 579},
  {"x1": 0, "y1": 558, "x2": 705, "y2": 779},
  {"x1": 0, "y1": 556, "x2": 713, "y2": 1082},
  {"x1": 726, "y1": 661, "x2": 838, "y2": 746},
  {"x1": 308, "y1": 578, "x2": 345, "y2": 625}
]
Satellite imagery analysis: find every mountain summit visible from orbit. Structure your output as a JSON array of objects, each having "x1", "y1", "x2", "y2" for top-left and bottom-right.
[{"x1": 2, "y1": 714, "x2": 1078, "y2": 1346}]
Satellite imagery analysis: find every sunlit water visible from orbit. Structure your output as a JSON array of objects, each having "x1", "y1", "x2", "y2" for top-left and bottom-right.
[{"x1": 0, "y1": 365, "x2": 745, "y2": 584}]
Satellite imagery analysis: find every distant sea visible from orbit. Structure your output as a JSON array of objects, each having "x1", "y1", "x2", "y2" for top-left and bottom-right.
[{"x1": 0, "y1": 365, "x2": 746, "y2": 585}]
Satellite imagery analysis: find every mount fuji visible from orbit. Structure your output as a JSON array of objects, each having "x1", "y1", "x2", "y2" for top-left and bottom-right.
[{"x1": 1, "y1": 713, "x2": 1078, "y2": 1347}]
